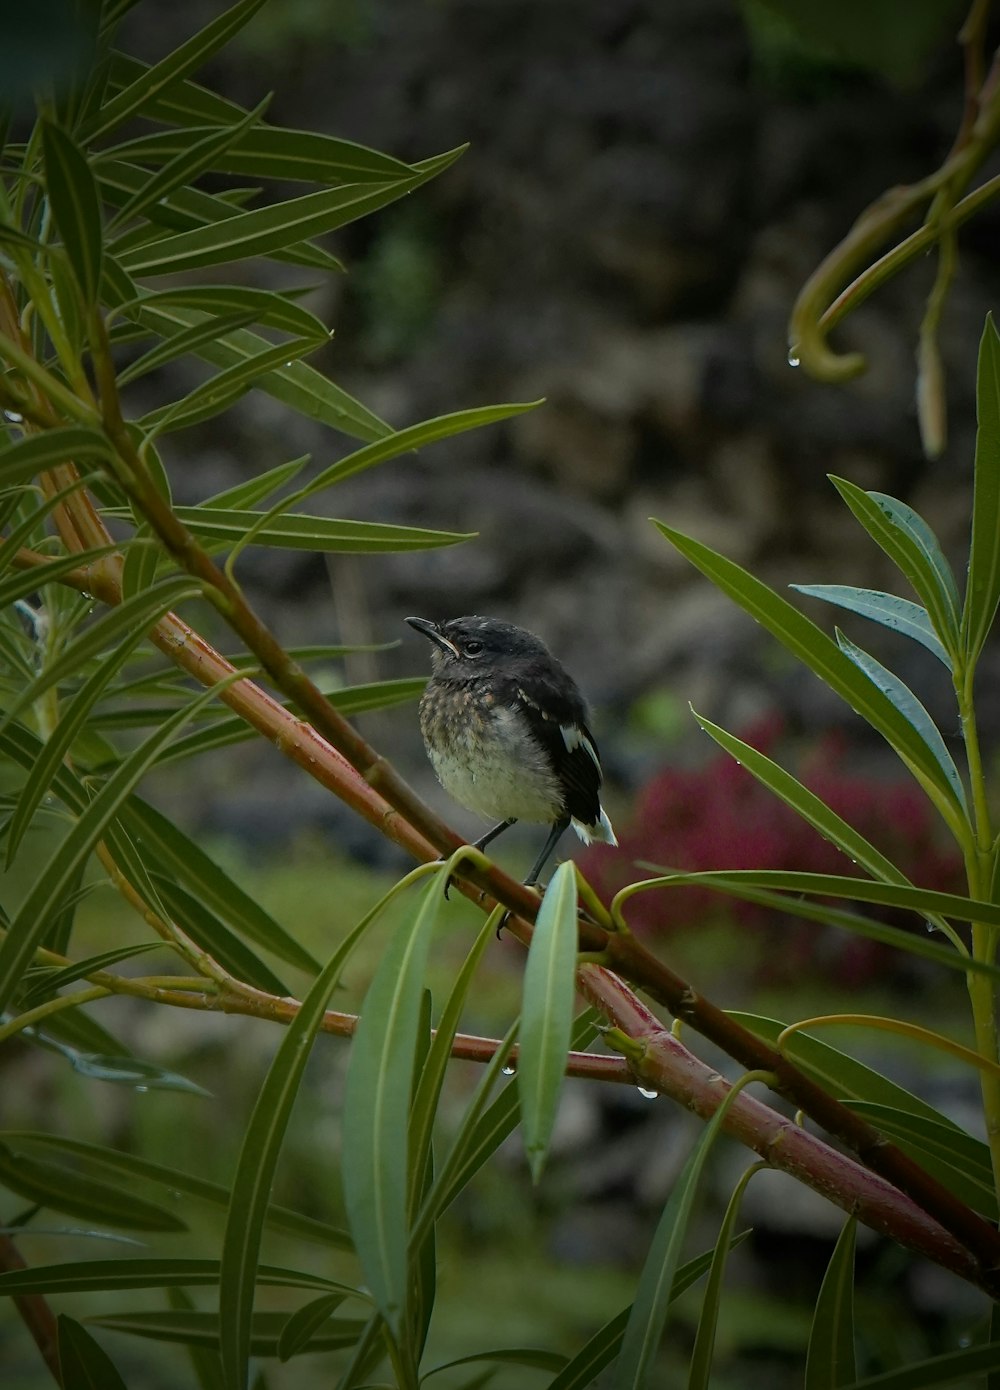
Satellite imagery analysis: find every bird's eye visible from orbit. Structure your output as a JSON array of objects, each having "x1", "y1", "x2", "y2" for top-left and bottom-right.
[{"x1": 463, "y1": 639, "x2": 484, "y2": 656}]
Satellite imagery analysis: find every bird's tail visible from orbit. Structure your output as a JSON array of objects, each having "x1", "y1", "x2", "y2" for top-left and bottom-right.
[{"x1": 571, "y1": 806, "x2": 617, "y2": 848}]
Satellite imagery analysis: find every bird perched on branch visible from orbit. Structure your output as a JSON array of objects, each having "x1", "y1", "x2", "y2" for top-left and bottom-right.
[{"x1": 406, "y1": 615, "x2": 617, "y2": 886}]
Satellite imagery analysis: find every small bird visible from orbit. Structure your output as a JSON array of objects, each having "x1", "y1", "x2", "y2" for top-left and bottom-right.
[{"x1": 406, "y1": 615, "x2": 617, "y2": 885}]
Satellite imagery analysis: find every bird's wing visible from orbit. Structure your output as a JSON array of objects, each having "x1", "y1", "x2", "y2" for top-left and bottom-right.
[{"x1": 499, "y1": 672, "x2": 604, "y2": 826}]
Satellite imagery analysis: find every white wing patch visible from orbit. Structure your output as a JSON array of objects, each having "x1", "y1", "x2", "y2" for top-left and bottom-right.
[{"x1": 560, "y1": 722, "x2": 600, "y2": 772}]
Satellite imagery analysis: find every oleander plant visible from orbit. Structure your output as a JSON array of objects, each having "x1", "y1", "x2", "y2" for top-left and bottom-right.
[{"x1": 6, "y1": 2, "x2": 1000, "y2": 1388}]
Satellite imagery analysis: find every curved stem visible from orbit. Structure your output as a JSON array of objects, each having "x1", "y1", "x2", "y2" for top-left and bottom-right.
[
  {"x1": 791, "y1": 23, "x2": 1000, "y2": 383},
  {"x1": 0, "y1": 985, "x2": 111, "y2": 1043}
]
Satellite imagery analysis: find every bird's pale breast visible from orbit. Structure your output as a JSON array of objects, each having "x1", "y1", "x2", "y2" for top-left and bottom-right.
[{"x1": 419, "y1": 684, "x2": 563, "y2": 824}]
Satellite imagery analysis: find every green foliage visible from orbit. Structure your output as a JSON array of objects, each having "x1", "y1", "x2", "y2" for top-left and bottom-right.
[{"x1": 2, "y1": 2, "x2": 1000, "y2": 1388}]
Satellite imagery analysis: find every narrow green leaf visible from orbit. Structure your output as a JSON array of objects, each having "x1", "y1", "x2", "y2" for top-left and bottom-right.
[
  {"x1": 0, "y1": 545, "x2": 120, "y2": 612},
  {"x1": 41, "y1": 121, "x2": 103, "y2": 307},
  {"x1": 25, "y1": 1008, "x2": 129, "y2": 1062},
  {"x1": 6, "y1": 614, "x2": 155, "y2": 865},
  {"x1": 99, "y1": 50, "x2": 245, "y2": 127},
  {"x1": 328, "y1": 1309, "x2": 385, "y2": 1386},
  {"x1": 0, "y1": 1258, "x2": 359, "y2": 1296},
  {"x1": 121, "y1": 300, "x2": 389, "y2": 441},
  {"x1": 218, "y1": 886, "x2": 384, "y2": 1390},
  {"x1": 0, "y1": 1143, "x2": 185, "y2": 1231},
  {"x1": 613, "y1": 1093, "x2": 739, "y2": 1390},
  {"x1": 0, "y1": 487, "x2": 29, "y2": 539},
  {"x1": 84, "y1": 0, "x2": 268, "y2": 142},
  {"x1": 962, "y1": 312, "x2": 1000, "y2": 663},
  {"x1": 835, "y1": 630, "x2": 967, "y2": 812},
  {"x1": 518, "y1": 862, "x2": 578, "y2": 1183},
  {"x1": 0, "y1": 623, "x2": 35, "y2": 681},
  {"x1": 691, "y1": 708, "x2": 918, "y2": 893},
  {"x1": 846, "y1": 1340, "x2": 1000, "y2": 1388},
  {"x1": 423, "y1": 1348, "x2": 567, "y2": 1379},
  {"x1": 0, "y1": 223, "x2": 45, "y2": 254},
  {"x1": 108, "y1": 96, "x2": 271, "y2": 233},
  {"x1": 846, "y1": 1102, "x2": 996, "y2": 1219},
  {"x1": 637, "y1": 867, "x2": 1000, "y2": 933},
  {"x1": 303, "y1": 401, "x2": 543, "y2": 496},
  {"x1": 116, "y1": 308, "x2": 261, "y2": 385},
  {"x1": 98, "y1": 159, "x2": 342, "y2": 272},
  {"x1": 119, "y1": 528, "x2": 163, "y2": 600},
  {"x1": 729, "y1": 1012, "x2": 972, "y2": 1128},
  {"x1": 201, "y1": 455, "x2": 307, "y2": 511},
  {"x1": 341, "y1": 872, "x2": 446, "y2": 1344},
  {"x1": 134, "y1": 676, "x2": 427, "y2": 763},
  {"x1": 86, "y1": 1309, "x2": 366, "y2": 1355},
  {"x1": 805, "y1": 1216, "x2": 857, "y2": 1389},
  {"x1": 791, "y1": 585, "x2": 950, "y2": 668},
  {"x1": 829, "y1": 478, "x2": 961, "y2": 656},
  {"x1": 0, "y1": 670, "x2": 236, "y2": 1015},
  {"x1": 59, "y1": 1052, "x2": 209, "y2": 1096},
  {"x1": 118, "y1": 176, "x2": 422, "y2": 276},
  {"x1": 50, "y1": 246, "x2": 88, "y2": 355},
  {"x1": 686, "y1": 1168, "x2": 761, "y2": 1390},
  {"x1": 546, "y1": 1242, "x2": 748, "y2": 1390},
  {"x1": 4, "y1": 1131, "x2": 350, "y2": 1249},
  {"x1": 21, "y1": 942, "x2": 164, "y2": 1008},
  {"x1": 0, "y1": 426, "x2": 111, "y2": 486},
  {"x1": 408, "y1": 909, "x2": 500, "y2": 1219},
  {"x1": 164, "y1": 508, "x2": 474, "y2": 553},
  {"x1": 100, "y1": 121, "x2": 413, "y2": 183},
  {"x1": 0, "y1": 576, "x2": 201, "y2": 750},
  {"x1": 652, "y1": 521, "x2": 966, "y2": 828},
  {"x1": 167, "y1": 1286, "x2": 226, "y2": 1390},
  {"x1": 119, "y1": 285, "x2": 327, "y2": 340},
  {"x1": 276, "y1": 1294, "x2": 346, "y2": 1362},
  {"x1": 657, "y1": 873, "x2": 992, "y2": 979},
  {"x1": 58, "y1": 1316, "x2": 128, "y2": 1390},
  {"x1": 123, "y1": 797, "x2": 319, "y2": 973},
  {"x1": 140, "y1": 334, "x2": 323, "y2": 436},
  {"x1": 415, "y1": 1013, "x2": 600, "y2": 1248}
]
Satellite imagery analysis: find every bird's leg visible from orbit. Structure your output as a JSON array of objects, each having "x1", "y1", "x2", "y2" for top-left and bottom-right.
[
  {"x1": 444, "y1": 819, "x2": 517, "y2": 899},
  {"x1": 472, "y1": 818, "x2": 517, "y2": 853},
  {"x1": 524, "y1": 816, "x2": 571, "y2": 888}
]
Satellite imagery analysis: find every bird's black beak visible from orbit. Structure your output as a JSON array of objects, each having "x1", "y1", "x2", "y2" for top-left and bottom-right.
[{"x1": 405, "y1": 615, "x2": 460, "y2": 657}]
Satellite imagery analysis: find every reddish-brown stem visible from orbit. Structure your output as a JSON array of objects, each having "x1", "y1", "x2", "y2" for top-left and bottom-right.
[
  {"x1": 576, "y1": 965, "x2": 980, "y2": 1288},
  {"x1": 29, "y1": 957, "x2": 987, "y2": 1292},
  {"x1": 6, "y1": 279, "x2": 1000, "y2": 1291},
  {"x1": 0, "y1": 1236, "x2": 61, "y2": 1384},
  {"x1": 12, "y1": 528, "x2": 1000, "y2": 1290}
]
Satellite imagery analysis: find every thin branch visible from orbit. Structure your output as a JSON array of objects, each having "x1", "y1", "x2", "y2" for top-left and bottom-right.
[
  {"x1": 0, "y1": 1235, "x2": 61, "y2": 1384},
  {"x1": 12, "y1": 529, "x2": 1000, "y2": 1289},
  {"x1": 789, "y1": 22, "x2": 1000, "y2": 384},
  {"x1": 9, "y1": 943, "x2": 987, "y2": 1293},
  {"x1": 8, "y1": 279, "x2": 1000, "y2": 1288}
]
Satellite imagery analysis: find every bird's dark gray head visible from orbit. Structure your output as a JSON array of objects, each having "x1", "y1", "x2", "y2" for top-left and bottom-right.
[{"x1": 405, "y1": 614, "x2": 553, "y2": 677}]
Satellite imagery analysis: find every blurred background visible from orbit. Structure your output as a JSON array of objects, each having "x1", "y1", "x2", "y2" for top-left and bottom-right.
[
  {"x1": 108, "y1": 0, "x2": 1000, "y2": 864},
  {"x1": 5, "y1": 1, "x2": 1000, "y2": 1385}
]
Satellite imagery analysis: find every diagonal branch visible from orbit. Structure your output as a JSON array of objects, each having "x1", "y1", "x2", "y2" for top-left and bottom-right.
[
  {"x1": 14, "y1": 530, "x2": 1000, "y2": 1290},
  {"x1": 7, "y1": 283, "x2": 1000, "y2": 1289}
]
